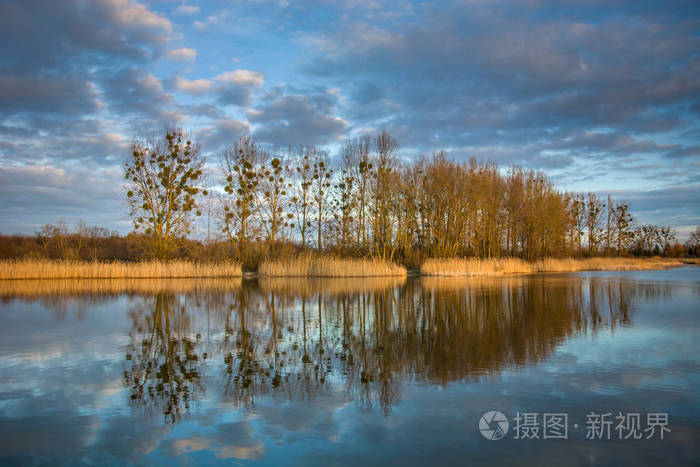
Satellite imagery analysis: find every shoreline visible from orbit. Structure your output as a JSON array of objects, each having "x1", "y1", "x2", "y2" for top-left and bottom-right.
[
  {"x1": 0, "y1": 257, "x2": 696, "y2": 280},
  {"x1": 420, "y1": 257, "x2": 698, "y2": 277}
]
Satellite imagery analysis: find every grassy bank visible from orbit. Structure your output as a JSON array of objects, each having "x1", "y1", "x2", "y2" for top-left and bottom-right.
[
  {"x1": 1, "y1": 256, "x2": 692, "y2": 280},
  {"x1": 421, "y1": 256, "x2": 692, "y2": 277},
  {"x1": 0, "y1": 260, "x2": 242, "y2": 279},
  {"x1": 259, "y1": 255, "x2": 407, "y2": 277}
]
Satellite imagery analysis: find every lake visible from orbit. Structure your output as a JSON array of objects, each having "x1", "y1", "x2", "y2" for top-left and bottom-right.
[{"x1": 0, "y1": 269, "x2": 698, "y2": 465}]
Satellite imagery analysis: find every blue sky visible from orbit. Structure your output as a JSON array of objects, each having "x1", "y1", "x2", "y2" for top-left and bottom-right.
[{"x1": 0, "y1": 0, "x2": 698, "y2": 237}]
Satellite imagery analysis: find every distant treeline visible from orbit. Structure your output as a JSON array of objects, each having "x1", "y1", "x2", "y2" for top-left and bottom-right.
[
  {"x1": 0, "y1": 224, "x2": 296, "y2": 264},
  {"x1": 2, "y1": 129, "x2": 697, "y2": 268}
]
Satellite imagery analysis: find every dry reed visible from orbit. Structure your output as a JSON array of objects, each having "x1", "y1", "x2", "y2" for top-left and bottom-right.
[
  {"x1": 0, "y1": 260, "x2": 242, "y2": 280},
  {"x1": 421, "y1": 256, "x2": 689, "y2": 277},
  {"x1": 258, "y1": 255, "x2": 407, "y2": 277}
]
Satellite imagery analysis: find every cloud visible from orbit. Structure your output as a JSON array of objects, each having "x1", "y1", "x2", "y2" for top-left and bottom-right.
[
  {"x1": 161, "y1": 422, "x2": 264, "y2": 461},
  {"x1": 0, "y1": 0, "x2": 181, "y2": 235},
  {"x1": 216, "y1": 86, "x2": 254, "y2": 107},
  {"x1": 0, "y1": 0, "x2": 173, "y2": 124},
  {"x1": 0, "y1": 0, "x2": 173, "y2": 75},
  {"x1": 100, "y1": 68, "x2": 175, "y2": 121},
  {"x1": 215, "y1": 70, "x2": 265, "y2": 88},
  {"x1": 98, "y1": 0, "x2": 172, "y2": 42},
  {"x1": 303, "y1": 1, "x2": 700, "y2": 155},
  {"x1": 664, "y1": 146, "x2": 700, "y2": 160},
  {"x1": 193, "y1": 12, "x2": 230, "y2": 32},
  {"x1": 598, "y1": 184, "x2": 700, "y2": 232},
  {"x1": 0, "y1": 74, "x2": 100, "y2": 116},
  {"x1": 0, "y1": 0, "x2": 177, "y2": 151},
  {"x1": 197, "y1": 118, "x2": 252, "y2": 153},
  {"x1": 0, "y1": 164, "x2": 128, "y2": 234},
  {"x1": 166, "y1": 47, "x2": 197, "y2": 62},
  {"x1": 174, "y1": 4, "x2": 200, "y2": 16},
  {"x1": 0, "y1": 0, "x2": 697, "y2": 234},
  {"x1": 179, "y1": 103, "x2": 224, "y2": 119},
  {"x1": 168, "y1": 70, "x2": 265, "y2": 106},
  {"x1": 212, "y1": 70, "x2": 265, "y2": 107},
  {"x1": 173, "y1": 76, "x2": 213, "y2": 94},
  {"x1": 249, "y1": 87, "x2": 348, "y2": 145}
]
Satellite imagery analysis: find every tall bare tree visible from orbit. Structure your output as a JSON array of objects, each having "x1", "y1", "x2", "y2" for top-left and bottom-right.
[
  {"x1": 289, "y1": 147, "x2": 314, "y2": 247},
  {"x1": 333, "y1": 165, "x2": 356, "y2": 253},
  {"x1": 585, "y1": 193, "x2": 604, "y2": 254},
  {"x1": 124, "y1": 128, "x2": 207, "y2": 259},
  {"x1": 371, "y1": 130, "x2": 399, "y2": 260},
  {"x1": 606, "y1": 194, "x2": 612, "y2": 255},
  {"x1": 611, "y1": 201, "x2": 633, "y2": 255},
  {"x1": 311, "y1": 150, "x2": 333, "y2": 251},
  {"x1": 221, "y1": 135, "x2": 260, "y2": 260},
  {"x1": 255, "y1": 149, "x2": 289, "y2": 245},
  {"x1": 342, "y1": 136, "x2": 372, "y2": 250}
]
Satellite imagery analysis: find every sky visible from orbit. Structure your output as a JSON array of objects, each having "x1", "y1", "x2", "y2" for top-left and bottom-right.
[{"x1": 0, "y1": 0, "x2": 698, "y2": 238}]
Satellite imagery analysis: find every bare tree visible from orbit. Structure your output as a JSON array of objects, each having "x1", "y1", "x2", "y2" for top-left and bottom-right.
[
  {"x1": 569, "y1": 194, "x2": 586, "y2": 254},
  {"x1": 606, "y1": 194, "x2": 612, "y2": 255},
  {"x1": 611, "y1": 201, "x2": 634, "y2": 255},
  {"x1": 311, "y1": 150, "x2": 333, "y2": 251},
  {"x1": 255, "y1": 148, "x2": 289, "y2": 245},
  {"x1": 371, "y1": 130, "x2": 399, "y2": 260},
  {"x1": 585, "y1": 193, "x2": 604, "y2": 254},
  {"x1": 124, "y1": 127, "x2": 207, "y2": 259},
  {"x1": 658, "y1": 226, "x2": 676, "y2": 255},
  {"x1": 221, "y1": 135, "x2": 261, "y2": 260},
  {"x1": 343, "y1": 136, "x2": 372, "y2": 249},
  {"x1": 332, "y1": 163, "x2": 356, "y2": 253},
  {"x1": 289, "y1": 146, "x2": 315, "y2": 247}
]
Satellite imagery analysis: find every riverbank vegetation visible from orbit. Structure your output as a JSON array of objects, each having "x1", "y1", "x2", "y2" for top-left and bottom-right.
[
  {"x1": 0, "y1": 260, "x2": 242, "y2": 280},
  {"x1": 421, "y1": 256, "x2": 693, "y2": 277},
  {"x1": 1, "y1": 128, "x2": 698, "y2": 277},
  {"x1": 258, "y1": 255, "x2": 406, "y2": 277},
  {"x1": 118, "y1": 128, "x2": 700, "y2": 267}
]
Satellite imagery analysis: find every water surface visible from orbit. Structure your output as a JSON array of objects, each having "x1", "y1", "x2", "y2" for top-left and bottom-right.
[{"x1": 0, "y1": 269, "x2": 698, "y2": 465}]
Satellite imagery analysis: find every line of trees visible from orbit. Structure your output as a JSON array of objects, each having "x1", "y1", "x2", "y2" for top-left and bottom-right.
[
  {"x1": 1, "y1": 127, "x2": 694, "y2": 265},
  {"x1": 113, "y1": 127, "x2": 693, "y2": 266},
  {"x1": 0, "y1": 223, "x2": 239, "y2": 262}
]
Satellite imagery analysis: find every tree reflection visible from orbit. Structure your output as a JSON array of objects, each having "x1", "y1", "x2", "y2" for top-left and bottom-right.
[
  {"x1": 121, "y1": 275, "x2": 664, "y2": 421},
  {"x1": 123, "y1": 292, "x2": 204, "y2": 423}
]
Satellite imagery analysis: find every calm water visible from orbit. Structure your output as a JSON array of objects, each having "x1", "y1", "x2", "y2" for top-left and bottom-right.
[{"x1": 0, "y1": 269, "x2": 699, "y2": 465}]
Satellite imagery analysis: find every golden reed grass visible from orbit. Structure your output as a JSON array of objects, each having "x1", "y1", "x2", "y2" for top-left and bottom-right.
[
  {"x1": 0, "y1": 277, "x2": 242, "y2": 298},
  {"x1": 0, "y1": 260, "x2": 242, "y2": 280},
  {"x1": 258, "y1": 255, "x2": 407, "y2": 277},
  {"x1": 421, "y1": 256, "x2": 689, "y2": 277}
]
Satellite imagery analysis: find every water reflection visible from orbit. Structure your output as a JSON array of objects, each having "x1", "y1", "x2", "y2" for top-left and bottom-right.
[
  {"x1": 115, "y1": 275, "x2": 657, "y2": 420},
  {"x1": 124, "y1": 293, "x2": 206, "y2": 423},
  {"x1": 1, "y1": 271, "x2": 698, "y2": 464}
]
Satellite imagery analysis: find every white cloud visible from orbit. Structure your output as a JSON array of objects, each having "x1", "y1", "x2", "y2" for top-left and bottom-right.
[
  {"x1": 98, "y1": 0, "x2": 172, "y2": 42},
  {"x1": 215, "y1": 70, "x2": 265, "y2": 87},
  {"x1": 166, "y1": 47, "x2": 197, "y2": 61},
  {"x1": 174, "y1": 5, "x2": 200, "y2": 15},
  {"x1": 197, "y1": 118, "x2": 252, "y2": 151},
  {"x1": 193, "y1": 12, "x2": 230, "y2": 32},
  {"x1": 173, "y1": 76, "x2": 213, "y2": 94}
]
